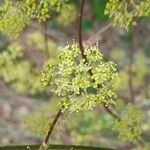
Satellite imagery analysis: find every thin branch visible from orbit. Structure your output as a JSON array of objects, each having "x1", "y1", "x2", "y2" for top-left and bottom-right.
[
  {"x1": 78, "y1": 0, "x2": 120, "y2": 121},
  {"x1": 44, "y1": 109, "x2": 62, "y2": 144},
  {"x1": 78, "y1": 0, "x2": 87, "y2": 61},
  {"x1": 29, "y1": 21, "x2": 68, "y2": 43},
  {"x1": 103, "y1": 105, "x2": 121, "y2": 121},
  {"x1": 39, "y1": 108, "x2": 62, "y2": 150},
  {"x1": 78, "y1": 0, "x2": 94, "y2": 77},
  {"x1": 83, "y1": 22, "x2": 112, "y2": 46},
  {"x1": 43, "y1": 21, "x2": 49, "y2": 59}
]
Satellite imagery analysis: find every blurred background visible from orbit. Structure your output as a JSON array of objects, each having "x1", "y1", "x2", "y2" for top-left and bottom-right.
[{"x1": 0, "y1": 0, "x2": 150, "y2": 149}]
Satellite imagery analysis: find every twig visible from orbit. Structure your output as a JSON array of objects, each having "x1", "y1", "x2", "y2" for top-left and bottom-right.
[
  {"x1": 78, "y1": 0, "x2": 94, "y2": 77},
  {"x1": 83, "y1": 22, "x2": 112, "y2": 46},
  {"x1": 39, "y1": 108, "x2": 62, "y2": 150},
  {"x1": 29, "y1": 21, "x2": 68, "y2": 43},
  {"x1": 43, "y1": 21, "x2": 49, "y2": 59},
  {"x1": 78, "y1": 0, "x2": 87, "y2": 61},
  {"x1": 78, "y1": 0, "x2": 120, "y2": 121},
  {"x1": 103, "y1": 105, "x2": 121, "y2": 121},
  {"x1": 44, "y1": 109, "x2": 62, "y2": 144}
]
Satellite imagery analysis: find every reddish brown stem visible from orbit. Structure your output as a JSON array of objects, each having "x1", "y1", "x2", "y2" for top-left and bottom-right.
[
  {"x1": 78, "y1": 0, "x2": 120, "y2": 121},
  {"x1": 44, "y1": 109, "x2": 62, "y2": 144},
  {"x1": 104, "y1": 105, "x2": 121, "y2": 121},
  {"x1": 78, "y1": 0, "x2": 87, "y2": 61},
  {"x1": 78, "y1": 0, "x2": 93, "y2": 77}
]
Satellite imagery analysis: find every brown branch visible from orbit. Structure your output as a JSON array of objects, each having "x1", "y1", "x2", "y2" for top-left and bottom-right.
[
  {"x1": 39, "y1": 108, "x2": 63, "y2": 150},
  {"x1": 44, "y1": 109, "x2": 62, "y2": 144},
  {"x1": 78, "y1": 0, "x2": 120, "y2": 121},
  {"x1": 78, "y1": 0, "x2": 94, "y2": 77},
  {"x1": 78, "y1": 0, "x2": 87, "y2": 61},
  {"x1": 103, "y1": 105, "x2": 121, "y2": 121}
]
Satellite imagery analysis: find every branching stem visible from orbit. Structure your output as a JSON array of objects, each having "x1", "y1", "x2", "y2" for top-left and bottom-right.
[
  {"x1": 78, "y1": 0, "x2": 120, "y2": 121},
  {"x1": 40, "y1": 1, "x2": 121, "y2": 149}
]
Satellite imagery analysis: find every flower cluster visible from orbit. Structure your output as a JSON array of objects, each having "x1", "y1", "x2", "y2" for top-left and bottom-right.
[
  {"x1": 105, "y1": 0, "x2": 150, "y2": 30},
  {"x1": 24, "y1": 0, "x2": 50, "y2": 22},
  {"x1": 0, "y1": 0, "x2": 27, "y2": 37},
  {"x1": 41, "y1": 44, "x2": 118, "y2": 112},
  {"x1": 0, "y1": 0, "x2": 69, "y2": 37},
  {"x1": 23, "y1": 0, "x2": 68, "y2": 22}
]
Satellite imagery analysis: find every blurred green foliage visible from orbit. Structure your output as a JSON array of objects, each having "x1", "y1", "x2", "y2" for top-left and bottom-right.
[
  {"x1": 144, "y1": 45, "x2": 150, "y2": 58},
  {"x1": 82, "y1": 19, "x2": 93, "y2": 30},
  {"x1": 114, "y1": 104, "x2": 142, "y2": 141},
  {"x1": 92, "y1": 0, "x2": 108, "y2": 22},
  {"x1": 0, "y1": 42, "x2": 42, "y2": 94},
  {"x1": 66, "y1": 111, "x2": 115, "y2": 144},
  {"x1": 0, "y1": 0, "x2": 76, "y2": 37},
  {"x1": 111, "y1": 50, "x2": 150, "y2": 91},
  {"x1": 0, "y1": 0, "x2": 27, "y2": 37},
  {"x1": 56, "y1": 3, "x2": 77, "y2": 27},
  {"x1": 23, "y1": 103, "x2": 52, "y2": 135}
]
